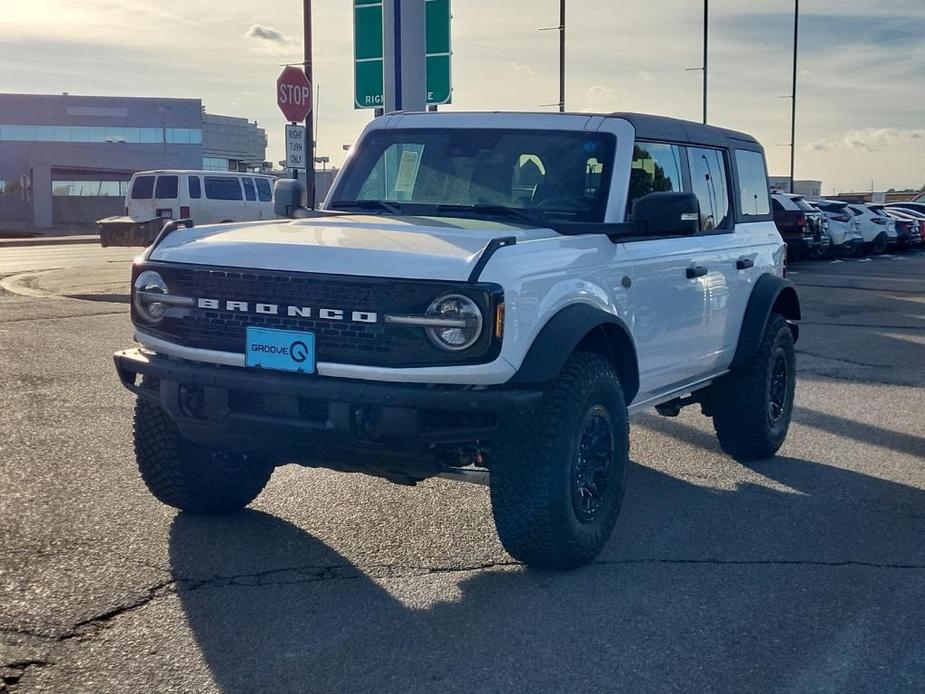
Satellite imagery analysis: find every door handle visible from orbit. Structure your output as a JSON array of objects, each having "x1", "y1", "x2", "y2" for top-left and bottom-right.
[
  {"x1": 686, "y1": 265, "x2": 708, "y2": 279},
  {"x1": 736, "y1": 257, "x2": 755, "y2": 270}
]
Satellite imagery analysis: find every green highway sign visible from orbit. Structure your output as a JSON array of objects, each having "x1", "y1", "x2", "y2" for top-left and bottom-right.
[{"x1": 354, "y1": 0, "x2": 451, "y2": 109}]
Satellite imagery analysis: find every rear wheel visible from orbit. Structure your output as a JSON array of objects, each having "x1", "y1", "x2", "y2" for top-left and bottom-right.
[
  {"x1": 489, "y1": 353, "x2": 629, "y2": 569},
  {"x1": 710, "y1": 314, "x2": 796, "y2": 461},
  {"x1": 134, "y1": 399, "x2": 274, "y2": 514},
  {"x1": 871, "y1": 233, "x2": 889, "y2": 255}
]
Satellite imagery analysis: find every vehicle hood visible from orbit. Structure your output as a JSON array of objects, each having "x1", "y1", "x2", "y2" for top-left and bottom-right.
[{"x1": 147, "y1": 214, "x2": 555, "y2": 281}]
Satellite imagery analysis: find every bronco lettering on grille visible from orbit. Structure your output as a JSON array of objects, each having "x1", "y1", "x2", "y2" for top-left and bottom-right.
[{"x1": 196, "y1": 298, "x2": 378, "y2": 323}]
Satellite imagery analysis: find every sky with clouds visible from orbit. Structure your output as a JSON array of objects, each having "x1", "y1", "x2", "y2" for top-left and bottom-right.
[{"x1": 3, "y1": 0, "x2": 923, "y2": 193}]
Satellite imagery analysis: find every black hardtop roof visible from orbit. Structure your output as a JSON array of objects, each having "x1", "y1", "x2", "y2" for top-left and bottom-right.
[{"x1": 604, "y1": 112, "x2": 762, "y2": 149}]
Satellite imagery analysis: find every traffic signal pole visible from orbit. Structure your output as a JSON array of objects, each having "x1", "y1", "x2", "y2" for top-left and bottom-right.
[{"x1": 303, "y1": 0, "x2": 316, "y2": 207}]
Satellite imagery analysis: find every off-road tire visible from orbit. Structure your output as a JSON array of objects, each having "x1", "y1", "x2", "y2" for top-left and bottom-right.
[
  {"x1": 489, "y1": 352, "x2": 629, "y2": 569},
  {"x1": 134, "y1": 399, "x2": 274, "y2": 514},
  {"x1": 710, "y1": 313, "x2": 795, "y2": 461}
]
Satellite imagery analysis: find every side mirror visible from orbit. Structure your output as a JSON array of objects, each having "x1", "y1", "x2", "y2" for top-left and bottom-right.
[
  {"x1": 631, "y1": 192, "x2": 701, "y2": 236},
  {"x1": 274, "y1": 178, "x2": 304, "y2": 218}
]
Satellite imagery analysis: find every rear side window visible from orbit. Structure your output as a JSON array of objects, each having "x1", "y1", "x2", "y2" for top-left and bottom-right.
[
  {"x1": 242, "y1": 177, "x2": 256, "y2": 201},
  {"x1": 130, "y1": 175, "x2": 155, "y2": 199},
  {"x1": 735, "y1": 150, "x2": 771, "y2": 217},
  {"x1": 628, "y1": 142, "x2": 685, "y2": 213},
  {"x1": 772, "y1": 198, "x2": 784, "y2": 212},
  {"x1": 204, "y1": 176, "x2": 243, "y2": 201},
  {"x1": 154, "y1": 175, "x2": 178, "y2": 199},
  {"x1": 689, "y1": 147, "x2": 730, "y2": 230},
  {"x1": 188, "y1": 176, "x2": 201, "y2": 199},
  {"x1": 255, "y1": 178, "x2": 272, "y2": 202}
]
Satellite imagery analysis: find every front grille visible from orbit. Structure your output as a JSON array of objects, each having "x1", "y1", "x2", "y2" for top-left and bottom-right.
[{"x1": 137, "y1": 262, "x2": 501, "y2": 367}]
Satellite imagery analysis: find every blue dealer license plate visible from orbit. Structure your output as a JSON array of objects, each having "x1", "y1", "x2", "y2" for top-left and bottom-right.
[{"x1": 245, "y1": 327, "x2": 315, "y2": 373}]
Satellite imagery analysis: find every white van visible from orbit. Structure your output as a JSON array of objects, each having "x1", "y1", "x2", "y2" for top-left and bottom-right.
[{"x1": 126, "y1": 170, "x2": 276, "y2": 224}]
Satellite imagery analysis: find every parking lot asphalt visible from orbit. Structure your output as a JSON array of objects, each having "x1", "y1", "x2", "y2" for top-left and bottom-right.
[{"x1": 1, "y1": 248, "x2": 923, "y2": 693}]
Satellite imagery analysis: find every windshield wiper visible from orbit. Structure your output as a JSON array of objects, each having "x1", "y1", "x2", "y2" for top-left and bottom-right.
[
  {"x1": 434, "y1": 204, "x2": 543, "y2": 227},
  {"x1": 329, "y1": 199, "x2": 404, "y2": 215}
]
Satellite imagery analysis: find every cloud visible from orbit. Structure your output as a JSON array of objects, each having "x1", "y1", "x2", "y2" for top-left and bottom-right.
[
  {"x1": 508, "y1": 61, "x2": 535, "y2": 78},
  {"x1": 580, "y1": 85, "x2": 619, "y2": 113},
  {"x1": 244, "y1": 24, "x2": 299, "y2": 57},
  {"x1": 245, "y1": 25, "x2": 288, "y2": 43},
  {"x1": 807, "y1": 128, "x2": 925, "y2": 152}
]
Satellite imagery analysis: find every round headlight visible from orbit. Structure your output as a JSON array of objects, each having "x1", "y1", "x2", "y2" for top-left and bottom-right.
[
  {"x1": 133, "y1": 270, "x2": 169, "y2": 324},
  {"x1": 425, "y1": 294, "x2": 483, "y2": 351}
]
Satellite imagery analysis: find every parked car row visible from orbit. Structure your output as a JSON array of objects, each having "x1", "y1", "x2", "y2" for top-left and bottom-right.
[{"x1": 771, "y1": 193, "x2": 924, "y2": 259}]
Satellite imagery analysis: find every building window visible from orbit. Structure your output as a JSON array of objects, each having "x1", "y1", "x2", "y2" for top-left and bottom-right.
[
  {"x1": 52, "y1": 180, "x2": 129, "y2": 196},
  {"x1": 202, "y1": 157, "x2": 230, "y2": 171},
  {"x1": 0, "y1": 124, "x2": 201, "y2": 145},
  {"x1": 165, "y1": 128, "x2": 203, "y2": 145}
]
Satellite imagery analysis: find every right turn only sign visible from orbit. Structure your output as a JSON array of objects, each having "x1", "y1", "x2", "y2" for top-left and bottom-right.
[{"x1": 285, "y1": 124, "x2": 307, "y2": 169}]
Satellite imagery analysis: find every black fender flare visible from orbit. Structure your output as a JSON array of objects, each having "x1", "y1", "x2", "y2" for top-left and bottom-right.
[
  {"x1": 509, "y1": 303, "x2": 640, "y2": 402},
  {"x1": 730, "y1": 274, "x2": 801, "y2": 369}
]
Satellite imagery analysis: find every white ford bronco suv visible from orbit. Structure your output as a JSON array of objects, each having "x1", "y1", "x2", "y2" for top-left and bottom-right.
[{"x1": 115, "y1": 112, "x2": 799, "y2": 569}]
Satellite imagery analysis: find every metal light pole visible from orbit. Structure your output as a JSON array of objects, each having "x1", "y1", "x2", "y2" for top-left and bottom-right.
[
  {"x1": 686, "y1": 1, "x2": 708, "y2": 123},
  {"x1": 702, "y1": 0, "x2": 708, "y2": 124},
  {"x1": 789, "y1": 0, "x2": 799, "y2": 194},
  {"x1": 559, "y1": 0, "x2": 566, "y2": 112},
  {"x1": 303, "y1": 0, "x2": 316, "y2": 207}
]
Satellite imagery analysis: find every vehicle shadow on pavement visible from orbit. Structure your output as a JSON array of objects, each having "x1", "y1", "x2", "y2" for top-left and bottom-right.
[
  {"x1": 792, "y1": 406, "x2": 925, "y2": 459},
  {"x1": 169, "y1": 451, "x2": 925, "y2": 692}
]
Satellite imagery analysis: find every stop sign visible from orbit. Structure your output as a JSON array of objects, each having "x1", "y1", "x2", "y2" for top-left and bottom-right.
[{"x1": 277, "y1": 66, "x2": 312, "y2": 122}]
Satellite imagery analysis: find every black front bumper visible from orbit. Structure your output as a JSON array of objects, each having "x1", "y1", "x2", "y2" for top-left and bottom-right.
[{"x1": 114, "y1": 348, "x2": 541, "y2": 463}]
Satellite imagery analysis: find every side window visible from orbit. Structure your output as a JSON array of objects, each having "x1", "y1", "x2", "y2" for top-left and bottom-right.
[
  {"x1": 734, "y1": 149, "x2": 770, "y2": 217},
  {"x1": 154, "y1": 175, "x2": 178, "y2": 200},
  {"x1": 255, "y1": 178, "x2": 273, "y2": 202},
  {"x1": 242, "y1": 177, "x2": 256, "y2": 201},
  {"x1": 188, "y1": 176, "x2": 201, "y2": 199},
  {"x1": 130, "y1": 175, "x2": 155, "y2": 199},
  {"x1": 627, "y1": 142, "x2": 685, "y2": 214},
  {"x1": 204, "y1": 176, "x2": 243, "y2": 201},
  {"x1": 688, "y1": 147, "x2": 729, "y2": 231},
  {"x1": 772, "y1": 197, "x2": 784, "y2": 213}
]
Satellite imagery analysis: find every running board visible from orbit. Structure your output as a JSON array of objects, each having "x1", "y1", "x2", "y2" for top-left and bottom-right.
[
  {"x1": 627, "y1": 372, "x2": 727, "y2": 416},
  {"x1": 437, "y1": 465, "x2": 490, "y2": 486}
]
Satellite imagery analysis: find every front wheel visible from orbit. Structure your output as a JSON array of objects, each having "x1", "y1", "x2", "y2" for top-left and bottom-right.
[
  {"x1": 709, "y1": 314, "x2": 796, "y2": 461},
  {"x1": 134, "y1": 399, "x2": 275, "y2": 514},
  {"x1": 489, "y1": 353, "x2": 629, "y2": 569}
]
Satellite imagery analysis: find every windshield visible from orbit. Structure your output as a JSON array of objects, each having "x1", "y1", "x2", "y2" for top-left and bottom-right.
[{"x1": 330, "y1": 128, "x2": 615, "y2": 226}]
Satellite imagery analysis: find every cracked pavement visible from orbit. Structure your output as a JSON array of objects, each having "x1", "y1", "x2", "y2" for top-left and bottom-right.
[{"x1": 1, "y1": 247, "x2": 924, "y2": 692}]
